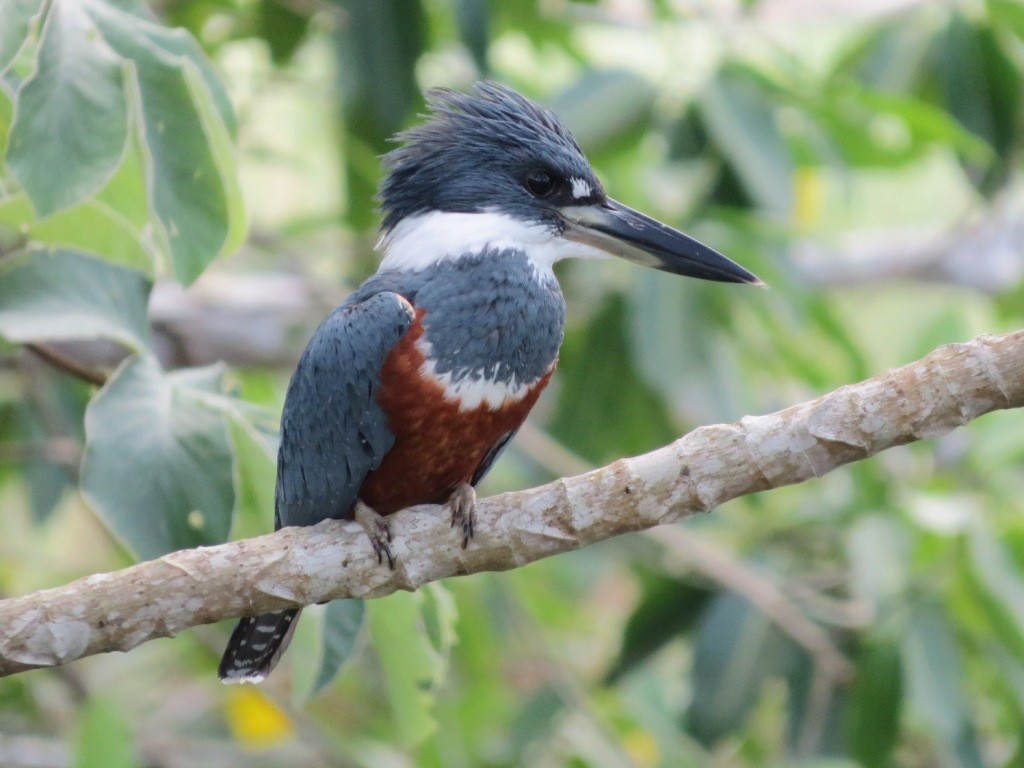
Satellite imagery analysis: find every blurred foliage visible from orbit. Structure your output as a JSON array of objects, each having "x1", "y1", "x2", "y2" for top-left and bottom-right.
[{"x1": 1, "y1": 0, "x2": 1024, "y2": 766}]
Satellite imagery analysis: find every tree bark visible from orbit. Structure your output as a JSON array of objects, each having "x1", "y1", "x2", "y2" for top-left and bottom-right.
[{"x1": 1, "y1": 329, "x2": 1021, "y2": 678}]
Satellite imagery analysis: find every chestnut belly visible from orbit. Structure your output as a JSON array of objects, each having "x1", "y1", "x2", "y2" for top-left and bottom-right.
[{"x1": 358, "y1": 311, "x2": 553, "y2": 514}]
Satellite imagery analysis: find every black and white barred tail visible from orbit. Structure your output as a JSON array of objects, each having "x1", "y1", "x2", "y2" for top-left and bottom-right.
[{"x1": 218, "y1": 609, "x2": 300, "y2": 683}]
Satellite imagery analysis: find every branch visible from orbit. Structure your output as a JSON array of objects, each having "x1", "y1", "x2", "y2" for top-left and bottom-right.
[
  {"x1": 25, "y1": 343, "x2": 108, "y2": 386},
  {"x1": 522, "y1": 423, "x2": 858, "y2": 682},
  {"x1": 1, "y1": 330, "x2": 1021, "y2": 678},
  {"x1": 16, "y1": 271, "x2": 330, "y2": 377},
  {"x1": 797, "y1": 195, "x2": 1024, "y2": 293},
  {"x1": 651, "y1": 526, "x2": 854, "y2": 682}
]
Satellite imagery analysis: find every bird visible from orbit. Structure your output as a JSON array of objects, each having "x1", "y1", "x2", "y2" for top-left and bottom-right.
[{"x1": 218, "y1": 81, "x2": 759, "y2": 683}]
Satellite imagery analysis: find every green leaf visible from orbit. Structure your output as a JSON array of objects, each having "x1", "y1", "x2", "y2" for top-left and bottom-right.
[
  {"x1": 0, "y1": 193, "x2": 153, "y2": 273},
  {"x1": 421, "y1": 582, "x2": 458, "y2": 658},
  {"x1": 0, "y1": 0, "x2": 43, "y2": 75},
  {"x1": 700, "y1": 66, "x2": 794, "y2": 215},
  {"x1": 965, "y1": 524, "x2": 1024, "y2": 659},
  {"x1": 94, "y1": 0, "x2": 245, "y2": 270},
  {"x1": 903, "y1": 602, "x2": 983, "y2": 766},
  {"x1": 0, "y1": 248, "x2": 150, "y2": 350},
  {"x1": 7, "y1": 0, "x2": 130, "y2": 217},
  {"x1": 227, "y1": 415, "x2": 276, "y2": 541},
  {"x1": 551, "y1": 70, "x2": 656, "y2": 156},
  {"x1": 904, "y1": 603, "x2": 963, "y2": 740},
  {"x1": 508, "y1": 685, "x2": 564, "y2": 759},
  {"x1": 851, "y1": 88, "x2": 992, "y2": 163},
  {"x1": 368, "y1": 590, "x2": 451, "y2": 747},
  {"x1": 81, "y1": 0, "x2": 236, "y2": 134},
  {"x1": 256, "y1": 0, "x2": 311, "y2": 65},
  {"x1": 11, "y1": 375, "x2": 89, "y2": 522},
  {"x1": 182, "y1": 57, "x2": 246, "y2": 260},
  {"x1": 74, "y1": 697, "x2": 138, "y2": 768},
  {"x1": 334, "y1": 0, "x2": 424, "y2": 141},
  {"x1": 8, "y1": 0, "x2": 243, "y2": 282},
  {"x1": 987, "y1": 645, "x2": 1024, "y2": 717},
  {"x1": 629, "y1": 271, "x2": 745, "y2": 424},
  {"x1": 786, "y1": 646, "x2": 847, "y2": 756},
  {"x1": 312, "y1": 600, "x2": 366, "y2": 695},
  {"x1": 334, "y1": 0, "x2": 426, "y2": 228},
  {"x1": 845, "y1": 637, "x2": 902, "y2": 767},
  {"x1": 551, "y1": 292, "x2": 677, "y2": 464},
  {"x1": 126, "y1": 8, "x2": 236, "y2": 135},
  {"x1": 0, "y1": 82, "x2": 12, "y2": 157},
  {"x1": 989, "y1": 0, "x2": 1024, "y2": 39},
  {"x1": 125, "y1": 55, "x2": 231, "y2": 283},
  {"x1": 454, "y1": 0, "x2": 489, "y2": 73},
  {"x1": 667, "y1": 106, "x2": 710, "y2": 161},
  {"x1": 605, "y1": 573, "x2": 713, "y2": 684},
  {"x1": 811, "y1": 84, "x2": 994, "y2": 169},
  {"x1": 95, "y1": 130, "x2": 152, "y2": 232},
  {"x1": 686, "y1": 592, "x2": 793, "y2": 744},
  {"x1": 846, "y1": 515, "x2": 910, "y2": 612},
  {"x1": 10, "y1": 402, "x2": 72, "y2": 521},
  {"x1": 488, "y1": 0, "x2": 574, "y2": 50},
  {"x1": 939, "y1": 13, "x2": 1023, "y2": 194},
  {"x1": 830, "y1": 14, "x2": 932, "y2": 92},
  {"x1": 81, "y1": 354, "x2": 235, "y2": 559}
]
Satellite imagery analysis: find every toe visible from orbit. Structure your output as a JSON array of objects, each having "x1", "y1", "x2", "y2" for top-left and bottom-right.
[{"x1": 355, "y1": 499, "x2": 397, "y2": 570}]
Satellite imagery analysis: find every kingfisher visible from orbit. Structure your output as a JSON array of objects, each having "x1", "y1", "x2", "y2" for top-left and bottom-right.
[{"x1": 219, "y1": 81, "x2": 759, "y2": 683}]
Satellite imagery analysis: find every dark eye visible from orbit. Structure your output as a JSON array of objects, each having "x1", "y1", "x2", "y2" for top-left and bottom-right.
[{"x1": 525, "y1": 169, "x2": 556, "y2": 197}]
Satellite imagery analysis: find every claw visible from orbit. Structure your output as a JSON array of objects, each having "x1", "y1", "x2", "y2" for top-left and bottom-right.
[
  {"x1": 447, "y1": 483, "x2": 477, "y2": 549},
  {"x1": 354, "y1": 499, "x2": 395, "y2": 570}
]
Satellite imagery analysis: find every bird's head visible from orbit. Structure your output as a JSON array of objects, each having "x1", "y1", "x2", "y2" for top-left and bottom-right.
[{"x1": 377, "y1": 81, "x2": 760, "y2": 285}]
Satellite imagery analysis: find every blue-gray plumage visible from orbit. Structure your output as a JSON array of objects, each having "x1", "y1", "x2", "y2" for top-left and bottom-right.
[
  {"x1": 218, "y1": 293, "x2": 413, "y2": 682},
  {"x1": 275, "y1": 292, "x2": 414, "y2": 528},
  {"x1": 347, "y1": 249, "x2": 566, "y2": 391},
  {"x1": 379, "y1": 82, "x2": 604, "y2": 232},
  {"x1": 219, "y1": 81, "x2": 760, "y2": 684}
]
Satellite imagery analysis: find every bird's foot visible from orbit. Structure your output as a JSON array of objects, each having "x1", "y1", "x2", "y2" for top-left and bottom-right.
[
  {"x1": 447, "y1": 483, "x2": 476, "y2": 549},
  {"x1": 354, "y1": 499, "x2": 394, "y2": 570}
]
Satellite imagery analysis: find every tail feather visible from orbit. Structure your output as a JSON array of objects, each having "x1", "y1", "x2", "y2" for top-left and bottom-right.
[{"x1": 218, "y1": 609, "x2": 301, "y2": 683}]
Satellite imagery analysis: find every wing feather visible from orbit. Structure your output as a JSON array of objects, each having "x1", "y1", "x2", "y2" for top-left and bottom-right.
[
  {"x1": 471, "y1": 428, "x2": 519, "y2": 486},
  {"x1": 275, "y1": 292, "x2": 414, "y2": 528}
]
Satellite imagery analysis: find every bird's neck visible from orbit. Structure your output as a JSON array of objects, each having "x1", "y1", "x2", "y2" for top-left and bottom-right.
[
  {"x1": 376, "y1": 209, "x2": 609, "y2": 280},
  {"x1": 376, "y1": 210, "x2": 557, "y2": 277}
]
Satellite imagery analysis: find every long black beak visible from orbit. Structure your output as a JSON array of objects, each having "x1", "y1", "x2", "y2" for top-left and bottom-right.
[{"x1": 559, "y1": 198, "x2": 762, "y2": 284}]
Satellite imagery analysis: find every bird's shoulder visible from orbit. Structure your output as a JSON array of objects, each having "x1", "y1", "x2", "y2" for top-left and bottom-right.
[
  {"x1": 285, "y1": 288, "x2": 416, "y2": 421},
  {"x1": 275, "y1": 289, "x2": 415, "y2": 528}
]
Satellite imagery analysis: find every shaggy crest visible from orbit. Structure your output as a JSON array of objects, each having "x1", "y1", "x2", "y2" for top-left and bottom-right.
[{"x1": 378, "y1": 82, "x2": 601, "y2": 232}]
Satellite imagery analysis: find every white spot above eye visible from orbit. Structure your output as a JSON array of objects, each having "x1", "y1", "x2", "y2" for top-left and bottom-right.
[{"x1": 570, "y1": 177, "x2": 592, "y2": 199}]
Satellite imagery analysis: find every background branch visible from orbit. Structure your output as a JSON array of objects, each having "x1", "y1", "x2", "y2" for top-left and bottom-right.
[
  {"x1": 798, "y1": 195, "x2": 1024, "y2": 292},
  {"x1": 523, "y1": 422, "x2": 859, "y2": 687},
  {"x1": 25, "y1": 343, "x2": 108, "y2": 387},
  {"x1": 18, "y1": 195, "x2": 1017, "y2": 381},
  {"x1": 0, "y1": 329, "x2": 1021, "y2": 679}
]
